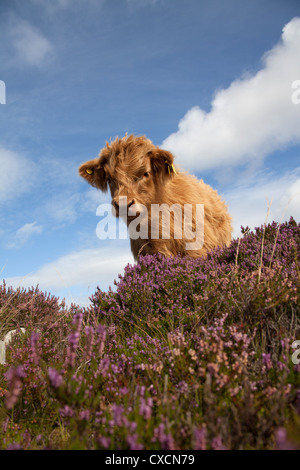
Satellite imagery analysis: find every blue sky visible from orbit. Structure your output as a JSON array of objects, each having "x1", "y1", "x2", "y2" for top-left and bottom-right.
[{"x1": 0, "y1": 0, "x2": 300, "y2": 306}]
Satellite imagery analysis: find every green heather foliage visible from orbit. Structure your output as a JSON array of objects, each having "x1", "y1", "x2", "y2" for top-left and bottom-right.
[{"x1": 0, "y1": 217, "x2": 299, "y2": 450}]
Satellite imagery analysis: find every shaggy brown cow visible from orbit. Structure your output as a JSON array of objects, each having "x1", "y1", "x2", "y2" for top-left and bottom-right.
[{"x1": 79, "y1": 134, "x2": 232, "y2": 260}]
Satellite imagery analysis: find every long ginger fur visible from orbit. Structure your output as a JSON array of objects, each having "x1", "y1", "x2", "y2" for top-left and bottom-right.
[{"x1": 79, "y1": 134, "x2": 232, "y2": 260}]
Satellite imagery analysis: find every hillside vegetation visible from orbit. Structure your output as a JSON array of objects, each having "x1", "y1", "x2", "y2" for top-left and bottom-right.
[{"x1": 0, "y1": 217, "x2": 299, "y2": 450}]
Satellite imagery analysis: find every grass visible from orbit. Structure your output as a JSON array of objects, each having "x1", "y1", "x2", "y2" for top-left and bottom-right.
[{"x1": 0, "y1": 217, "x2": 299, "y2": 450}]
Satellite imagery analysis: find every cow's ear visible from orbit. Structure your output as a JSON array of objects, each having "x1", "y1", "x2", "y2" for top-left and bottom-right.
[
  {"x1": 78, "y1": 157, "x2": 108, "y2": 192},
  {"x1": 147, "y1": 148, "x2": 176, "y2": 180}
]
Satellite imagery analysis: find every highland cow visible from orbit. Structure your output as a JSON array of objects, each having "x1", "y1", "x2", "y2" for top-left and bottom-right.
[{"x1": 79, "y1": 134, "x2": 232, "y2": 260}]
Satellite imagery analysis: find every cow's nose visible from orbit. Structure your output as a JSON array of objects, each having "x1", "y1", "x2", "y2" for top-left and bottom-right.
[{"x1": 113, "y1": 196, "x2": 135, "y2": 209}]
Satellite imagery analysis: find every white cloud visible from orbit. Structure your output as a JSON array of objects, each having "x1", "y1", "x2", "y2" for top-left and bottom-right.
[
  {"x1": 162, "y1": 17, "x2": 300, "y2": 172},
  {"x1": 44, "y1": 193, "x2": 82, "y2": 224},
  {"x1": 9, "y1": 18, "x2": 53, "y2": 67},
  {"x1": 29, "y1": 0, "x2": 104, "y2": 15},
  {"x1": 224, "y1": 167, "x2": 300, "y2": 238},
  {"x1": 6, "y1": 222, "x2": 43, "y2": 249},
  {"x1": 0, "y1": 147, "x2": 35, "y2": 204},
  {"x1": 82, "y1": 187, "x2": 110, "y2": 209},
  {"x1": 126, "y1": 0, "x2": 162, "y2": 6},
  {"x1": 41, "y1": 187, "x2": 108, "y2": 225},
  {"x1": 5, "y1": 243, "x2": 135, "y2": 306}
]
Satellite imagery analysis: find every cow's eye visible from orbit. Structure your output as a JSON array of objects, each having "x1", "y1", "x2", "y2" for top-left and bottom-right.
[{"x1": 143, "y1": 172, "x2": 149, "y2": 178}]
